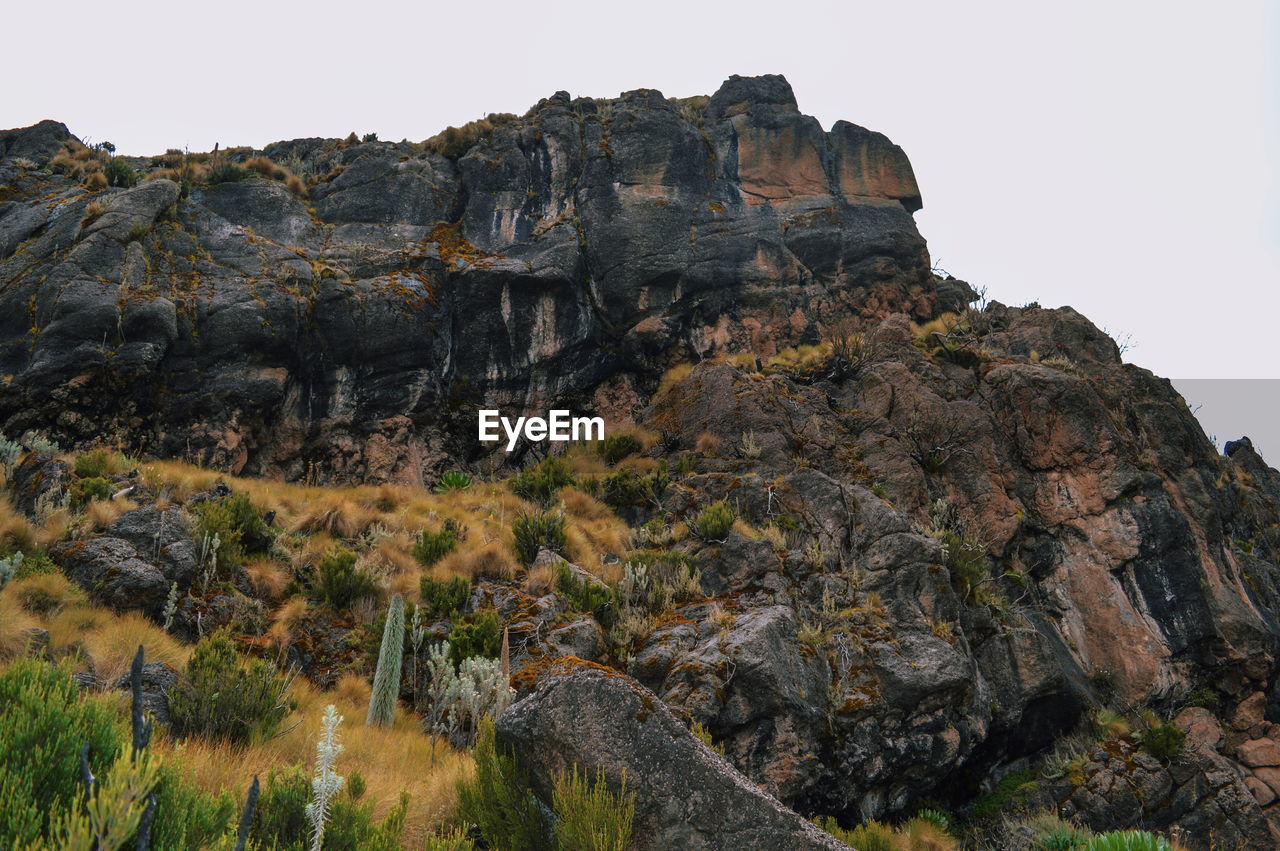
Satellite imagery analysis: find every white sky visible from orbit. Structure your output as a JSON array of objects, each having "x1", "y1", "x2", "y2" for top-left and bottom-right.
[{"x1": 4, "y1": 1, "x2": 1277, "y2": 385}]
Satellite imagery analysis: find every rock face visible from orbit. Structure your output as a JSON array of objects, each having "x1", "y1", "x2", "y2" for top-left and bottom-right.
[
  {"x1": 0, "y1": 75, "x2": 929, "y2": 483},
  {"x1": 497, "y1": 660, "x2": 849, "y2": 850},
  {"x1": 7, "y1": 77, "x2": 1280, "y2": 847}
]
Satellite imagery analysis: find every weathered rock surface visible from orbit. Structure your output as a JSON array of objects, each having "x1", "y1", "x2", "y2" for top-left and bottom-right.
[
  {"x1": 497, "y1": 660, "x2": 849, "y2": 850},
  {"x1": 51, "y1": 504, "x2": 201, "y2": 618},
  {"x1": 8, "y1": 77, "x2": 1280, "y2": 847},
  {"x1": 0, "y1": 75, "x2": 929, "y2": 483}
]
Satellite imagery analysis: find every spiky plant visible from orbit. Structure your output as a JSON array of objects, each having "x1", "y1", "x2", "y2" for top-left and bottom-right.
[
  {"x1": 304, "y1": 705, "x2": 345, "y2": 851},
  {"x1": 367, "y1": 594, "x2": 405, "y2": 727},
  {"x1": 433, "y1": 471, "x2": 474, "y2": 492}
]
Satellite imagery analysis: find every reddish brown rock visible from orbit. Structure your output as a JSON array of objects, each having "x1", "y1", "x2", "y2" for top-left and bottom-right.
[
  {"x1": 1175, "y1": 707, "x2": 1225, "y2": 755},
  {"x1": 1233, "y1": 691, "x2": 1268, "y2": 735},
  {"x1": 1245, "y1": 775, "x2": 1276, "y2": 807},
  {"x1": 1238, "y1": 738, "x2": 1280, "y2": 769}
]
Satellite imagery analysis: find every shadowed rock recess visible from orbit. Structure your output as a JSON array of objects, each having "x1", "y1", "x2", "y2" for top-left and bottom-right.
[{"x1": 6, "y1": 75, "x2": 1280, "y2": 847}]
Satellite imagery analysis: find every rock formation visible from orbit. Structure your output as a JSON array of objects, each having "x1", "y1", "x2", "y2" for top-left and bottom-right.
[
  {"x1": 5, "y1": 75, "x2": 1280, "y2": 848},
  {"x1": 0, "y1": 74, "x2": 928, "y2": 483}
]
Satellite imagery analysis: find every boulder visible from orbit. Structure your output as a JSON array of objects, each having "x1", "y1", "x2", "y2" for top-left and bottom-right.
[
  {"x1": 497, "y1": 660, "x2": 848, "y2": 850},
  {"x1": 9, "y1": 452, "x2": 68, "y2": 519},
  {"x1": 52, "y1": 537, "x2": 170, "y2": 616},
  {"x1": 106, "y1": 505, "x2": 200, "y2": 590},
  {"x1": 110, "y1": 661, "x2": 179, "y2": 727},
  {"x1": 1238, "y1": 738, "x2": 1280, "y2": 769}
]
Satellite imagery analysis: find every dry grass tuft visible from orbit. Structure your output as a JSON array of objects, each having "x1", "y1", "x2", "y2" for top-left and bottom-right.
[
  {"x1": 83, "y1": 497, "x2": 137, "y2": 531},
  {"x1": 245, "y1": 558, "x2": 291, "y2": 601},
  {"x1": 333, "y1": 672, "x2": 372, "y2": 707},
  {"x1": 9, "y1": 571, "x2": 86, "y2": 616},
  {"x1": 79, "y1": 611, "x2": 192, "y2": 683},
  {"x1": 523, "y1": 562, "x2": 557, "y2": 596},
  {"x1": 695, "y1": 431, "x2": 721, "y2": 456},
  {"x1": 0, "y1": 500, "x2": 36, "y2": 553},
  {"x1": 292, "y1": 497, "x2": 379, "y2": 539},
  {"x1": 285, "y1": 174, "x2": 308, "y2": 199},
  {"x1": 655, "y1": 362, "x2": 694, "y2": 400},
  {"x1": 431, "y1": 540, "x2": 517, "y2": 582},
  {"x1": 267, "y1": 597, "x2": 309, "y2": 659},
  {"x1": 0, "y1": 594, "x2": 41, "y2": 660}
]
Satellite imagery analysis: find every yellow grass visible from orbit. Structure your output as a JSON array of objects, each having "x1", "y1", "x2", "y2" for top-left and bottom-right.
[
  {"x1": 523, "y1": 563, "x2": 557, "y2": 596},
  {"x1": 153, "y1": 675, "x2": 472, "y2": 843},
  {"x1": 8, "y1": 571, "x2": 86, "y2": 616},
  {"x1": 244, "y1": 558, "x2": 291, "y2": 601},
  {"x1": 267, "y1": 597, "x2": 308, "y2": 659},
  {"x1": 0, "y1": 594, "x2": 41, "y2": 659},
  {"x1": 655, "y1": 362, "x2": 694, "y2": 399},
  {"x1": 0, "y1": 499, "x2": 36, "y2": 552},
  {"x1": 79, "y1": 611, "x2": 192, "y2": 683},
  {"x1": 430, "y1": 540, "x2": 517, "y2": 582},
  {"x1": 137, "y1": 460, "x2": 630, "y2": 593},
  {"x1": 82, "y1": 496, "x2": 137, "y2": 531}
]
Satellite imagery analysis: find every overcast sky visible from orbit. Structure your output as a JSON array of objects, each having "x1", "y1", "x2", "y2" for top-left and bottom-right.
[{"x1": 5, "y1": 1, "x2": 1277, "y2": 443}]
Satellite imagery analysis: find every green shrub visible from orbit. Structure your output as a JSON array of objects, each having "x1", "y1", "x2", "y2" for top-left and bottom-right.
[
  {"x1": 0, "y1": 659, "x2": 234, "y2": 849},
  {"x1": 552, "y1": 764, "x2": 634, "y2": 851},
  {"x1": 413, "y1": 521, "x2": 460, "y2": 567},
  {"x1": 555, "y1": 561, "x2": 614, "y2": 615},
  {"x1": 1084, "y1": 831, "x2": 1174, "y2": 851},
  {"x1": 69, "y1": 475, "x2": 111, "y2": 506},
  {"x1": 0, "y1": 659, "x2": 121, "y2": 844},
  {"x1": 315, "y1": 547, "x2": 377, "y2": 609},
  {"x1": 126, "y1": 222, "x2": 150, "y2": 242},
  {"x1": 457, "y1": 717, "x2": 551, "y2": 851},
  {"x1": 915, "y1": 807, "x2": 952, "y2": 833},
  {"x1": 813, "y1": 816, "x2": 893, "y2": 851},
  {"x1": 208, "y1": 159, "x2": 247, "y2": 184},
  {"x1": 600, "y1": 464, "x2": 668, "y2": 510},
  {"x1": 167, "y1": 629, "x2": 295, "y2": 746},
  {"x1": 970, "y1": 769, "x2": 1038, "y2": 822},
  {"x1": 941, "y1": 529, "x2": 988, "y2": 598},
  {"x1": 419, "y1": 575, "x2": 471, "y2": 618},
  {"x1": 512, "y1": 509, "x2": 568, "y2": 564},
  {"x1": 145, "y1": 763, "x2": 236, "y2": 850},
  {"x1": 252, "y1": 765, "x2": 408, "y2": 851},
  {"x1": 598, "y1": 434, "x2": 642, "y2": 465},
  {"x1": 424, "y1": 827, "x2": 473, "y2": 850},
  {"x1": 448, "y1": 610, "x2": 502, "y2": 665},
  {"x1": 433, "y1": 472, "x2": 473, "y2": 492},
  {"x1": 690, "y1": 501, "x2": 735, "y2": 540},
  {"x1": 1138, "y1": 722, "x2": 1186, "y2": 762},
  {"x1": 193, "y1": 490, "x2": 271, "y2": 570},
  {"x1": 12, "y1": 551, "x2": 56, "y2": 581},
  {"x1": 102, "y1": 157, "x2": 137, "y2": 188},
  {"x1": 1183, "y1": 686, "x2": 1220, "y2": 712},
  {"x1": 1039, "y1": 826, "x2": 1091, "y2": 850},
  {"x1": 509, "y1": 457, "x2": 575, "y2": 506},
  {"x1": 73, "y1": 449, "x2": 114, "y2": 478}
]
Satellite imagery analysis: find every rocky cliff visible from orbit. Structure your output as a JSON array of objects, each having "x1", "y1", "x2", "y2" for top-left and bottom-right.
[
  {"x1": 5, "y1": 76, "x2": 1280, "y2": 847},
  {"x1": 0, "y1": 75, "x2": 932, "y2": 484}
]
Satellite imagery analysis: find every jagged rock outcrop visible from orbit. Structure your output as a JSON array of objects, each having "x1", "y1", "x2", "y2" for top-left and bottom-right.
[
  {"x1": 602, "y1": 303, "x2": 1280, "y2": 847},
  {"x1": 0, "y1": 75, "x2": 929, "y2": 483},
  {"x1": 497, "y1": 659, "x2": 849, "y2": 850}
]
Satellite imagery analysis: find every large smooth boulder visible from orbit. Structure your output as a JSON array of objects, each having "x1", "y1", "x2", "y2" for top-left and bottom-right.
[{"x1": 497, "y1": 660, "x2": 848, "y2": 851}]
